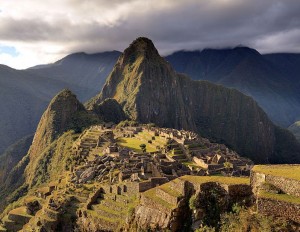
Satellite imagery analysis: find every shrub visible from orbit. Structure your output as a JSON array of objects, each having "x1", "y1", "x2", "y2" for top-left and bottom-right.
[{"x1": 189, "y1": 195, "x2": 197, "y2": 210}]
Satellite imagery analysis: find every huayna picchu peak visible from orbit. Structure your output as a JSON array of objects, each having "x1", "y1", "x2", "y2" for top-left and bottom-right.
[
  {"x1": 88, "y1": 37, "x2": 300, "y2": 164},
  {"x1": 0, "y1": 37, "x2": 300, "y2": 232}
]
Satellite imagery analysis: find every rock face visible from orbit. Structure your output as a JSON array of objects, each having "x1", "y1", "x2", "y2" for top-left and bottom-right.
[
  {"x1": 166, "y1": 49, "x2": 300, "y2": 127},
  {"x1": 88, "y1": 37, "x2": 300, "y2": 163},
  {"x1": 92, "y1": 98, "x2": 127, "y2": 123}
]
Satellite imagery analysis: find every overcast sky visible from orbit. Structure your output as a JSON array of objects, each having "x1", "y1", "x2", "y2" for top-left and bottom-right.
[{"x1": 0, "y1": 0, "x2": 300, "y2": 69}]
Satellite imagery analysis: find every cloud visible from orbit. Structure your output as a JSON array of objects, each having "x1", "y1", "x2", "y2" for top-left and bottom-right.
[{"x1": 0, "y1": 0, "x2": 300, "y2": 69}]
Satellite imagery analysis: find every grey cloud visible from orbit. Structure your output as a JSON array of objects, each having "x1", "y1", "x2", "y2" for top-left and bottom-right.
[{"x1": 1, "y1": 0, "x2": 300, "y2": 58}]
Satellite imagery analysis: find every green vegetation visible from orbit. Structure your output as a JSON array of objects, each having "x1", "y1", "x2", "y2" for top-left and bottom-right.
[
  {"x1": 259, "y1": 191, "x2": 300, "y2": 205},
  {"x1": 220, "y1": 206, "x2": 290, "y2": 232},
  {"x1": 143, "y1": 188, "x2": 174, "y2": 210},
  {"x1": 180, "y1": 175, "x2": 250, "y2": 185},
  {"x1": 159, "y1": 183, "x2": 182, "y2": 198},
  {"x1": 252, "y1": 165, "x2": 300, "y2": 181},
  {"x1": 117, "y1": 130, "x2": 167, "y2": 153},
  {"x1": 27, "y1": 131, "x2": 79, "y2": 187},
  {"x1": 182, "y1": 161, "x2": 200, "y2": 168},
  {"x1": 116, "y1": 120, "x2": 139, "y2": 128},
  {"x1": 189, "y1": 195, "x2": 197, "y2": 210},
  {"x1": 139, "y1": 144, "x2": 147, "y2": 153}
]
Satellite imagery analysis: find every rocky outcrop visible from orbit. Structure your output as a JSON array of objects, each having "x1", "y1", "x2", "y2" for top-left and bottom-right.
[
  {"x1": 92, "y1": 98, "x2": 126, "y2": 123},
  {"x1": 87, "y1": 37, "x2": 300, "y2": 164}
]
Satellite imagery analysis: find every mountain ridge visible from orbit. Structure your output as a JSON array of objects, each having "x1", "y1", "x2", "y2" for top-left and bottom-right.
[{"x1": 166, "y1": 48, "x2": 300, "y2": 127}]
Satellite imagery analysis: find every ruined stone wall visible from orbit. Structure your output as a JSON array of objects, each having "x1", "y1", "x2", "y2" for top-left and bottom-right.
[
  {"x1": 250, "y1": 171, "x2": 266, "y2": 194},
  {"x1": 155, "y1": 188, "x2": 180, "y2": 205},
  {"x1": 251, "y1": 170, "x2": 300, "y2": 197},
  {"x1": 140, "y1": 194, "x2": 173, "y2": 214},
  {"x1": 150, "y1": 177, "x2": 168, "y2": 186},
  {"x1": 265, "y1": 175, "x2": 300, "y2": 197},
  {"x1": 169, "y1": 179, "x2": 187, "y2": 195},
  {"x1": 258, "y1": 198, "x2": 300, "y2": 224},
  {"x1": 193, "y1": 157, "x2": 208, "y2": 169},
  {"x1": 86, "y1": 187, "x2": 104, "y2": 209},
  {"x1": 138, "y1": 181, "x2": 152, "y2": 192},
  {"x1": 124, "y1": 182, "x2": 140, "y2": 195}
]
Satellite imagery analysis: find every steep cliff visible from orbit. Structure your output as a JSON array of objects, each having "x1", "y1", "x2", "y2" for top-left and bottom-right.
[
  {"x1": 88, "y1": 37, "x2": 300, "y2": 164},
  {"x1": 166, "y1": 49, "x2": 300, "y2": 127}
]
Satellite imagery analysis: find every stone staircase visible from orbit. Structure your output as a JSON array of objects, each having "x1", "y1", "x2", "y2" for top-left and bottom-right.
[
  {"x1": 84, "y1": 185, "x2": 138, "y2": 231},
  {"x1": 73, "y1": 128, "x2": 107, "y2": 160},
  {"x1": 167, "y1": 142, "x2": 188, "y2": 163}
]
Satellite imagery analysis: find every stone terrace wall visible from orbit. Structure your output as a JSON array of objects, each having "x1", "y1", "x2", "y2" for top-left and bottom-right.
[
  {"x1": 258, "y1": 197, "x2": 300, "y2": 224},
  {"x1": 251, "y1": 170, "x2": 300, "y2": 197},
  {"x1": 155, "y1": 188, "x2": 180, "y2": 205},
  {"x1": 266, "y1": 175, "x2": 300, "y2": 197}
]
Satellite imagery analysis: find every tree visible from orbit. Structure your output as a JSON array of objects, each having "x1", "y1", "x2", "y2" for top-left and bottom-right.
[
  {"x1": 140, "y1": 144, "x2": 146, "y2": 153},
  {"x1": 224, "y1": 162, "x2": 233, "y2": 173}
]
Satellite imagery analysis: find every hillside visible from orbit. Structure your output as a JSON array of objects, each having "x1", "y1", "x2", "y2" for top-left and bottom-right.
[
  {"x1": 88, "y1": 37, "x2": 300, "y2": 164},
  {"x1": 166, "y1": 49, "x2": 300, "y2": 127},
  {"x1": 0, "y1": 120, "x2": 298, "y2": 231},
  {"x1": 0, "y1": 135, "x2": 33, "y2": 185}
]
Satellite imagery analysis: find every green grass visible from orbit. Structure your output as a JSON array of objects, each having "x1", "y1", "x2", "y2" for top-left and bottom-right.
[
  {"x1": 259, "y1": 191, "x2": 300, "y2": 205},
  {"x1": 117, "y1": 137, "x2": 156, "y2": 152},
  {"x1": 9, "y1": 206, "x2": 32, "y2": 217},
  {"x1": 159, "y1": 183, "x2": 182, "y2": 198},
  {"x1": 252, "y1": 165, "x2": 300, "y2": 181},
  {"x1": 92, "y1": 204, "x2": 123, "y2": 216},
  {"x1": 182, "y1": 161, "x2": 200, "y2": 168},
  {"x1": 143, "y1": 189, "x2": 175, "y2": 210},
  {"x1": 117, "y1": 130, "x2": 168, "y2": 153},
  {"x1": 180, "y1": 175, "x2": 250, "y2": 185},
  {"x1": 87, "y1": 210, "x2": 122, "y2": 223}
]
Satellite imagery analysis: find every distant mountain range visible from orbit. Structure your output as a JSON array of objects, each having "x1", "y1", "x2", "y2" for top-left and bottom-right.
[{"x1": 165, "y1": 48, "x2": 300, "y2": 127}]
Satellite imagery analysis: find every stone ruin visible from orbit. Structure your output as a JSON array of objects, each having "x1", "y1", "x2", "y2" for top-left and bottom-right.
[
  {"x1": 150, "y1": 127, "x2": 253, "y2": 176},
  {"x1": 70, "y1": 124, "x2": 254, "y2": 198}
]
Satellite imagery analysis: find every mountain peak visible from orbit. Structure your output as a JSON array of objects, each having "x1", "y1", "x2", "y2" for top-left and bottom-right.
[{"x1": 122, "y1": 37, "x2": 160, "y2": 62}]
